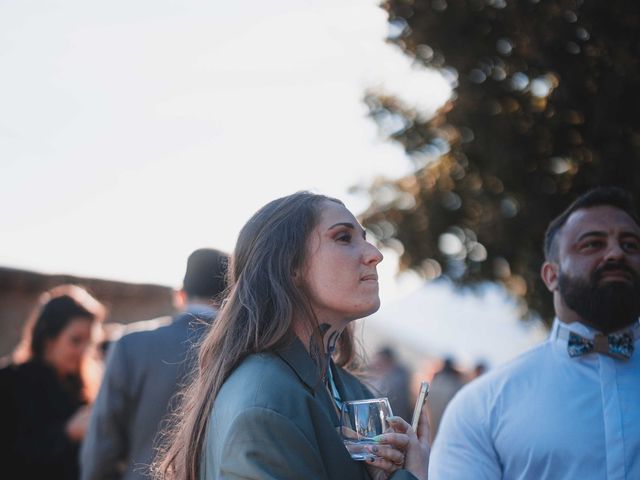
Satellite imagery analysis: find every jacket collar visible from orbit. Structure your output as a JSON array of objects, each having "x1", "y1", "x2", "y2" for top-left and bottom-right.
[
  {"x1": 276, "y1": 336, "x2": 325, "y2": 391},
  {"x1": 276, "y1": 337, "x2": 347, "y2": 425}
]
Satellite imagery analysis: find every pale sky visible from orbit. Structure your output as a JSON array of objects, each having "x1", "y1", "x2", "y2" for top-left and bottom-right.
[
  {"x1": 0, "y1": 0, "x2": 548, "y2": 366},
  {"x1": 0, "y1": 0, "x2": 450, "y2": 303}
]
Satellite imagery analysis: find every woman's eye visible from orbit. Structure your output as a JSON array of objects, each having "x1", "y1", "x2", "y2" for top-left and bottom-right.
[{"x1": 336, "y1": 233, "x2": 352, "y2": 243}]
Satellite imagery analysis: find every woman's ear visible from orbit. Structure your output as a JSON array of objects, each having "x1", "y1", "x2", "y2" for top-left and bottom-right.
[{"x1": 541, "y1": 261, "x2": 559, "y2": 292}]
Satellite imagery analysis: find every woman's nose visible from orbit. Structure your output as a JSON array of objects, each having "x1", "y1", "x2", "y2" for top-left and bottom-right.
[{"x1": 364, "y1": 243, "x2": 384, "y2": 266}]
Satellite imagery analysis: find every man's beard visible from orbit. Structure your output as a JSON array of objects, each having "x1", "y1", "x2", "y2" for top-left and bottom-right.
[{"x1": 558, "y1": 261, "x2": 640, "y2": 333}]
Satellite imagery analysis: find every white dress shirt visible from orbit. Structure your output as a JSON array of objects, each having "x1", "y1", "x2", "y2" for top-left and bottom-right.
[{"x1": 429, "y1": 318, "x2": 640, "y2": 480}]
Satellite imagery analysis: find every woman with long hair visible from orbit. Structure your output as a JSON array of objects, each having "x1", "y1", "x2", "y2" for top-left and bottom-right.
[
  {"x1": 154, "y1": 192, "x2": 429, "y2": 480},
  {"x1": 0, "y1": 284, "x2": 106, "y2": 480}
]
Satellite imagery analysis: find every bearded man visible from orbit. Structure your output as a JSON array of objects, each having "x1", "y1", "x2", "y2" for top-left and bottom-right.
[{"x1": 430, "y1": 187, "x2": 640, "y2": 480}]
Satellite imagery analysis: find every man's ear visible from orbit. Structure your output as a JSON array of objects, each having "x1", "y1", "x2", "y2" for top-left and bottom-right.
[
  {"x1": 173, "y1": 289, "x2": 187, "y2": 310},
  {"x1": 541, "y1": 261, "x2": 559, "y2": 292}
]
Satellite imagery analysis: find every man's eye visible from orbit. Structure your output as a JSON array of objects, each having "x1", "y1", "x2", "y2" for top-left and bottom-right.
[
  {"x1": 622, "y1": 241, "x2": 640, "y2": 252},
  {"x1": 581, "y1": 240, "x2": 603, "y2": 250}
]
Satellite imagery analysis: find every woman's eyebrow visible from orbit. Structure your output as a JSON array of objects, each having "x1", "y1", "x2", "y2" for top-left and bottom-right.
[
  {"x1": 327, "y1": 222, "x2": 355, "y2": 231},
  {"x1": 327, "y1": 222, "x2": 367, "y2": 238}
]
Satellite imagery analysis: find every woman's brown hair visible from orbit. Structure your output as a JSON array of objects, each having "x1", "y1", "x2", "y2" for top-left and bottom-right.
[{"x1": 153, "y1": 191, "x2": 357, "y2": 480}]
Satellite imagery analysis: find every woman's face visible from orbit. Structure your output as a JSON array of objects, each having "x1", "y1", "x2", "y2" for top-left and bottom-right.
[
  {"x1": 43, "y1": 317, "x2": 94, "y2": 376},
  {"x1": 301, "y1": 200, "x2": 383, "y2": 327}
]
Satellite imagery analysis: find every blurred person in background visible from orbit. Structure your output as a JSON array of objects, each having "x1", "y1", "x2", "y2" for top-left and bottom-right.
[
  {"x1": 470, "y1": 360, "x2": 487, "y2": 380},
  {"x1": 0, "y1": 285, "x2": 106, "y2": 480},
  {"x1": 427, "y1": 356, "x2": 464, "y2": 440},
  {"x1": 81, "y1": 248, "x2": 229, "y2": 480},
  {"x1": 369, "y1": 346, "x2": 413, "y2": 422}
]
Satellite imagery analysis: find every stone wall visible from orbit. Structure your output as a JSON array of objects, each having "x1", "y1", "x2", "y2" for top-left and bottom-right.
[{"x1": 0, "y1": 266, "x2": 177, "y2": 358}]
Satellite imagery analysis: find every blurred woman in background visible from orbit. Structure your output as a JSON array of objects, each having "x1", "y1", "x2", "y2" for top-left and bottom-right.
[{"x1": 0, "y1": 284, "x2": 106, "y2": 480}]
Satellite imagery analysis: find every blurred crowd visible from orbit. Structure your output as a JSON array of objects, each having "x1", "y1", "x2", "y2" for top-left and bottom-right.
[{"x1": 367, "y1": 347, "x2": 486, "y2": 442}]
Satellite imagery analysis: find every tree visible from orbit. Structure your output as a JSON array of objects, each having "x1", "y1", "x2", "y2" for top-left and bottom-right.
[{"x1": 361, "y1": 0, "x2": 640, "y2": 324}]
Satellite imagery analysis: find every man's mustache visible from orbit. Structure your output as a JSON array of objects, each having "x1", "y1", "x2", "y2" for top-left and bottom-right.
[{"x1": 593, "y1": 261, "x2": 637, "y2": 282}]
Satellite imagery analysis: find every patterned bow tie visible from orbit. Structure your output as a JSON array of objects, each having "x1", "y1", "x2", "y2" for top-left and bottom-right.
[{"x1": 567, "y1": 331, "x2": 635, "y2": 360}]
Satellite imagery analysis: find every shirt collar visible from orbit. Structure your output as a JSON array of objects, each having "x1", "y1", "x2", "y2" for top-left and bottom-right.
[
  {"x1": 550, "y1": 317, "x2": 640, "y2": 343},
  {"x1": 550, "y1": 318, "x2": 597, "y2": 341},
  {"x1": 184, "y1": 303, "x2": 218, "y2": 318}
]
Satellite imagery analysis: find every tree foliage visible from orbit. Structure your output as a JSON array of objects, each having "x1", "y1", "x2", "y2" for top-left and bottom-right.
[{"x1": 362, "y1": 0, "x2": 640, "y2": 324}]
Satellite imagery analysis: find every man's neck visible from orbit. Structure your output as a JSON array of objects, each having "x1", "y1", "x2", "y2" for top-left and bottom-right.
[{"x1": 556, "y1": 314, "x2": 637, "y2": 335}]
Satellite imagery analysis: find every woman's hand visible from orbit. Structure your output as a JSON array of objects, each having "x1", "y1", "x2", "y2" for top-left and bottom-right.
[
  {"x1": 65, "y1": 405, "x2": 92, "y2": 442},
  {"x1": 390, "y1": 410, "x2": 430, "y2": 480},
  {"x1": 365, "y1": 408, "x2": 430, "y2": 480},
  {"x1": 363, "y1": 433, "x2": 407, "y2": 479}
]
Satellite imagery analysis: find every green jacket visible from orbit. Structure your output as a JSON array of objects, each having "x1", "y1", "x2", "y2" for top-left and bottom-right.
[{"x1": 201, "y1": 338, "x2": 419, "y2": 480}]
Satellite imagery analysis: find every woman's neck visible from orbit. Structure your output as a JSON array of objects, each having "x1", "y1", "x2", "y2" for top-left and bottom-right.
[
  {"x1": 320, "y1": 323, "x2": 343, "y2": 356},
  {"x1": 294, "y1": 321, "x2": 344, "y2": 358}
]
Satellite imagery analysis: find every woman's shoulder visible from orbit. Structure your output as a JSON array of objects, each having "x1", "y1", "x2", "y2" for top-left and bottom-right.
[
  {"x1": 215, "y1": 348, "x2": 323, "y2": 417},
  {"x1": 224, "y1": 352, "x2": 308, "y2": 397},
  {"x1": 1, "y1": 361, "x2": 57, "y2": 403},
  {"x1": 8, "y1": 360, "x2": 84, "y2": 403},
  {"x1": 7, "y1": 360, "x2": 52, "y2": 381}
]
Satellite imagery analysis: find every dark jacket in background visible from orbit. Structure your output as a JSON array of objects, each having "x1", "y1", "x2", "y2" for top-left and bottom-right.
[{"x1": 0, "y1": 360, "x2": 86, "y2": 480}]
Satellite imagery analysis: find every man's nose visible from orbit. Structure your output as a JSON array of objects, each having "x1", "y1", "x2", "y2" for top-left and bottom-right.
[{"x1": 604, "y1": 241, "x2": 625, "y2": 261}]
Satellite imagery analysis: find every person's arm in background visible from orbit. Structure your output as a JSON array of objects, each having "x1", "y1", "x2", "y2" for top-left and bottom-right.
[
  {"x1": 14, "y1": 413, "x2": 80, "y2": 464},
  {"x1": 12, "y1": 402, "x2": 81, "y2": 468},
  {"x1": 428, "y1": 387, "x2": 502, "y2": 480},
  {"x1": 80, "y1": 337, "x2": 132, "y2": 480}
]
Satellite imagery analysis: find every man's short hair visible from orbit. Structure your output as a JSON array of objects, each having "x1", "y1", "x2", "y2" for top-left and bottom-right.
[
  {"x1": 543, "y1": 186, "x2": 639, "y2": 260},
  {"x1": 183, "y1": 248, "x2": 229, "y2": 300}
]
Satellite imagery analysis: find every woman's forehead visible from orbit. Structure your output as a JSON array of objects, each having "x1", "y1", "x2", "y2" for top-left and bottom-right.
[{"x1": 317, "y1": 200, "x2": 357, "y2": 225}]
